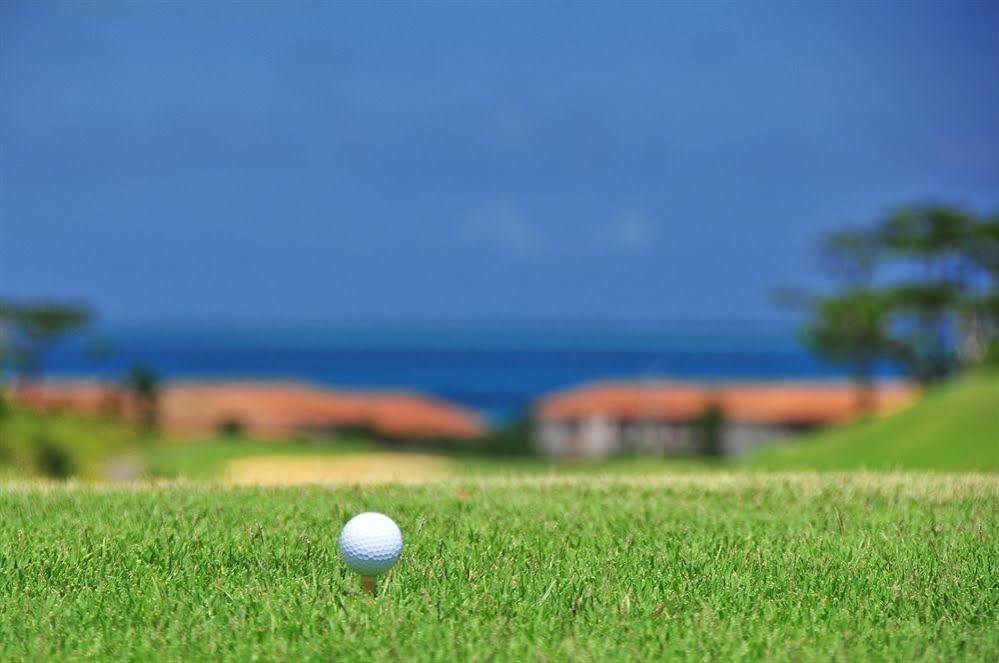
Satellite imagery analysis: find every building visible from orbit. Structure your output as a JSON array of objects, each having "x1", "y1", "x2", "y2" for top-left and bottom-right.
[
  {"x1": 534, "y1": 380, "x2": 917, "y2": 458},
  {"x1": 12, "y1": 379, "x2": 486, "y2": 441}
]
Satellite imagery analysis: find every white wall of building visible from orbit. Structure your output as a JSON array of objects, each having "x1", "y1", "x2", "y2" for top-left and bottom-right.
[
  {"x1": 536, "y1": 420, "x2": 574, "y2": 457},
  {"x1": 534, "y1": 416, "x2": 796, "y2": 458},
  {"x1": 579, "y1": 413, "x2": 617, "y2": 458},
  {"x1": 722, "y1": 422, "x2": 791, "y2": 456}
]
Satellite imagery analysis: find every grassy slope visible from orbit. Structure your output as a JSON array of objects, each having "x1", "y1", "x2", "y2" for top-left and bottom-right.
[
  {"x1": 0, "y1": 475, "x2": 995, "y2": 661},
  {"x1": 747, "y1": 373, "x2": 999, "y2": 471}
]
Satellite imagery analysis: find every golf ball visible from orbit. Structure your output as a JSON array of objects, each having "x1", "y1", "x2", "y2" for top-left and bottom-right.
[{"x1": 338, "y1": 512, "x2": 403, "y2": 575}]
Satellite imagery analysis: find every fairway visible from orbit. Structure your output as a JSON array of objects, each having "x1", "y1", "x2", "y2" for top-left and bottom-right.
[{"x1": 0, "y1": 473, "x2": 995, "y2": 661}]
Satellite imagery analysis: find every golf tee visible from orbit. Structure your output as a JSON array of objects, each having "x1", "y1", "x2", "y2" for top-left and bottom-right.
[{"x1": 361, "y1": 575, "x2": 377, "y2": 594}]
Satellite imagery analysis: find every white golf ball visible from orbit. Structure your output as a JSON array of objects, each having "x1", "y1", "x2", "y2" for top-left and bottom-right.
[{"x1": 338, "y1": 512, "x2": 403, "y2": 575}]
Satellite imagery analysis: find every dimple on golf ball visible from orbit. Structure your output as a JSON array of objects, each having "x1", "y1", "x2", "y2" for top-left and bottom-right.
[{"x1": 338, "y1": 512, "x2": 403, "y2": 576}]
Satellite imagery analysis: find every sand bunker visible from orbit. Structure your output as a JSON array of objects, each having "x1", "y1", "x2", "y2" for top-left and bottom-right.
[{"x1": 224, "y1": 452, "x2": 456, "y2": 485}]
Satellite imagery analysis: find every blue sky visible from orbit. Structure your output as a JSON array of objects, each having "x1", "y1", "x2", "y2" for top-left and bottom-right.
[{"x1": 2, "y1": 1, "x2": 998, "y2": 327}]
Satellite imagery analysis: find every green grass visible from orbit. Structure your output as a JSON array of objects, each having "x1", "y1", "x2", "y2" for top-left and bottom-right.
[
  {"x1": 0, "y1": 473, "x2": 995, "y2": 660},
  {"x1": 748, "y1": 372, "x2": 999, "y2": 471}
]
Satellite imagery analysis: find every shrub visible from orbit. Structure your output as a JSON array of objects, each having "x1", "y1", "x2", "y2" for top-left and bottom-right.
[
  {"x1": 984, "y1": 338, "x2": 999, "y2": 368},
  {"x1": 218, "y1": 418, "x2": 245, "y2": 438},
  {"x1": 33, "y1": 434, "x2": 75, "y2": 479},
  {"x1": 482, "y1": 416, "x2": 533, "y2": 456},
  {"x1": 695, "y1": 404, "x2": 725, "y2": 457}
]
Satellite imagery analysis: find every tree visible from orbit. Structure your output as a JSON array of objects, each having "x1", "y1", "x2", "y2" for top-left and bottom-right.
[
  {"x1": 958, "y1": 216, "x2": 999, "y2": 364},
  {"x1": 803, "y1": 290, "x2": 898, "y2": 413},
  {"x1": 879, "y1": 205, "x2": 972, "y2": 268},
  {"x1": 785, "y1": 204, "x2": 999, "y2": 392},
  {"x1": 482, "y1": 416, "x2": 533, "y2": 455},
  {"x1": 0, "y1": 301, "x2": 92, "y2": 391},
  {"x1": 786, "y1": 229, "x2": 897, "y2": 411},
  {"x1": 123, "y1": 364, "x2": 160, "y2": 432},
  {"x1": 695, "y1": 403, "x2": 725, "y2": 457},
  {"x1": 775, "y1": 282, "x2": 897, "y2": 414},
  {"x1": 882, "y1": 282, "x2": 958, "y2": 382},
  {"x1": 878, "y1": 205, "x2": 978, "y2": 379}
]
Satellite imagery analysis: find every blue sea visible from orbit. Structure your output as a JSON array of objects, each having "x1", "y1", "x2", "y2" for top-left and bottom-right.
[{"x1": 41, "y1": 324, "x2": 901, "y2": 422}]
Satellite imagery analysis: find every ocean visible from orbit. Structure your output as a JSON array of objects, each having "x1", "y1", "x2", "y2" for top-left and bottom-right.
[{"x1": 40, "y1": 325, "x2": 901, "y2": 422}]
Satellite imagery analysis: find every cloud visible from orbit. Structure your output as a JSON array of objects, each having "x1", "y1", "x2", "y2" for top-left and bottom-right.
[
  {"x1": 597, "y1": 211, "x2": 654, "y2": 252},
  {"x1": 461, "y1": 203, "x2": 653, "y2": 258},
  {"x1": 462, "y1": 201, "x2": 543, "y2": 257}
]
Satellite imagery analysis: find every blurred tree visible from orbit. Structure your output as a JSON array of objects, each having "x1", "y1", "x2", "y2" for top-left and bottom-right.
[
  {"x1": 958, "y1": 216, "x2": 999, "y2": 364},
  {"x1": 804, "y1": 290, "x2": 898, "y2": 413},
  {"x1": 695, "y1": 403, "x2": 725, "y2": 457},
  {"x1": 783, "y1": 204, "x2": 999, "y2": 391},
  {"x1": 879, "y1": 205, "x2": 972, "y2": 266},
  {"x1": 123, "y1": 364, "x2": 160, "y2": 432},
  {"x1": 882, "y1": 282, "x2": 958, "y2": 382},
  {"x1": 877, "y1": 205, "x2": 975, "y2": 380},
  {"x1": 0, "y1": 300, "x2": 92, "y2": 391},
  {"x1": 482, "y1": 416, "x2": 533, "y2": 455},
  {"x1": 780, "y1": 229, "x2": 896, "y2": 411},
  {"x1": 33, "y1": 433, "x2": 75, "y2": 480},
  {"x1": 218, "y1": 418, "x2": 244, "y2": 438}
]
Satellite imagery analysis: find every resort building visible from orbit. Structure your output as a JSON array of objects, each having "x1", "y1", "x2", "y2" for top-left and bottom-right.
[
  {"x1": 533, "y1": 380, "x2": 916, "y2": 458},
  {"x1": 13, "y1": 379, "x2": 486, "y2": 441}
]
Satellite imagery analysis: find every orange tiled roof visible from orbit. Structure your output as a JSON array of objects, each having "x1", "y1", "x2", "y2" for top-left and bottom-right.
[
  {"x1": 537, "y1": 382, "x2": 715, "y2": 422},
  {"x1": 13, "y1": 379, "x2": 119, "y2": 416},
  {"x1": 536, "y1": 380, "x2": 918, "y2": 426},
  {"x1": 717, "y1": 382, "x2": 915, "y2": 425},
  {"x1": 11, "y1": 380, "x2": 486, "y2": 440}
]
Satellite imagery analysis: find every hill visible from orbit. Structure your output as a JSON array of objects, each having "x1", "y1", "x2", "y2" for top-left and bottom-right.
[{"x1": 747, "y1": 372, "x2": 999, "y2": 471}]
